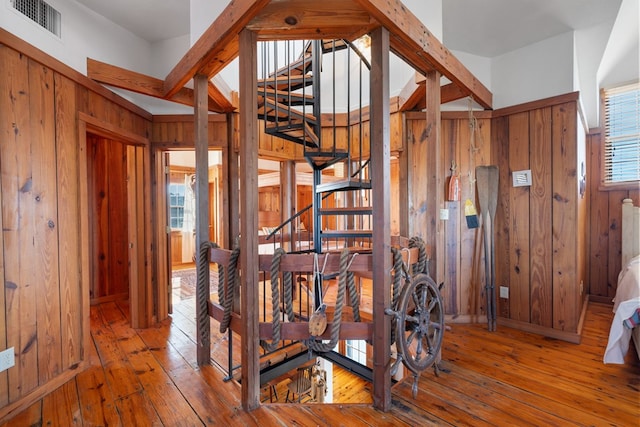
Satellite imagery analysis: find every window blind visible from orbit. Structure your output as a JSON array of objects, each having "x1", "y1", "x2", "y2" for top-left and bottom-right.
[{"x1": 604, "y1": 82, "x2": 640, "y2": 184}]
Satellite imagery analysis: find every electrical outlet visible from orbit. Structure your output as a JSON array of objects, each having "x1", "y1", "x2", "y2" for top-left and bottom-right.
[
  {"x1": 0, "y1": 348, "x2": 14, "y2": 372},
  {"x1": 500, "y1": 286, "x2": 509, "y2": 299}
]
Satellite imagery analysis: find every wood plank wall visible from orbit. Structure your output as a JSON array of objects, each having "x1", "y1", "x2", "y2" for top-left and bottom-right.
[
  {"x1": 0, "y1": 39, "x2": 151, "y2": 420},
  {"x1": 492, "y1": 94, "x2": 587, "y2": 339},
  {"x1": 404, "y1": 111, "x2": 492, "y2": 322},
  {"x1": 587, "y1": 130, "x2": 640, "y2": 302},
  {"x1": 86, "y1": 136, "x2": 130, "y2": 303}
]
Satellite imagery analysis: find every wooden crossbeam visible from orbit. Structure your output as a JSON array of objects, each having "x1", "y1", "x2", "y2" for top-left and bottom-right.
[
  {"x1": 87, "y1": 58, "x2": 234, "y2": 113},
  {"x1": 399, "y1": 75, "x2": 470, "y2": 111},
  {"x1": 208, "y1": 302, "x2": 373, "y2": 341},
  {"x1": 246, "y1": 0, "x2": 376, "y2": 41},
  {"x1": 163, "y1": 0, "x2": 491, "y2": 110},
  {"x1": 163, "y1": 0, "x2": 271, "y2": 98}
]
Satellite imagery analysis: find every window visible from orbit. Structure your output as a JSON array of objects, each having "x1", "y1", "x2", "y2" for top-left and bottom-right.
[
  {"x1": 345, "y1": 340, "x2": 367, "y2": 365},
  {"x1": 603, "y1": 82, "x2": 640, "y2": 184},
  {"x1": 169, "y1": 183, "x2": 186, "y2": 229}
]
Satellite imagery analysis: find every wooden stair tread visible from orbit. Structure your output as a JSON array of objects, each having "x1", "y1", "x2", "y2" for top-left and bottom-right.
[
  {"x1": 318, "y1": 206, "x2": 373, "y2": 215},
  {"x1": 257, "y1": 89, "x2": 314, "y2": 106},
  {"x1": 315, "y1": 179, "x2": 372, "y2": 193},
  {"x1": 268, "y1": 54, "x2": 313, "y2": 79},
  {"x1": 257, "y1": 74, "x2": 313, "y2": 91},
  {"x1": 260, "y1": 99, "x2": 317, "y2": 122},
  {"x1": 320, "y1": 229, "x2": 372, "y2": 238}
]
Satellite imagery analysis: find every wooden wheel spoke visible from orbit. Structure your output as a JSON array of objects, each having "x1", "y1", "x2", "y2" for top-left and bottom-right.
[
  {"x1": 406, "y1": 328, "x2": 419, "y2": 346},
  {"x1": 427, "y1": 295, "x2": 437, "y2": 312},
  {"x1": 420, "y1": 286, "x2": 428, "y2": 308},
  {"x1": 414, "y1": 335, "x2": 424, "y2": 360},
  {"x1": 405, "y1": 314, "x2": 419, "y2": 324}
]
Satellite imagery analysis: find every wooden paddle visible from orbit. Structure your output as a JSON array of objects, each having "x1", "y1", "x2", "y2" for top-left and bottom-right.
[
  {"x1": 487, "y1": 166, "x2": 499, "y2": 331},
  {"x1": 476, "y1": 165, "x2": 499, "y2": 331}
]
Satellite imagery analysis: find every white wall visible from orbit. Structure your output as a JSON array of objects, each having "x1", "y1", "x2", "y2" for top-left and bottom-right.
[
  {"x1": 442, "y1": 50, "x2": 492, "y2": 111},
  {"x1": 574, "y1": 20, "x2": 615, "y2": 127},
  {"x1": 151, "y1": 34, "x2": 191, "y2": 79},
  {"x1": 598, "y1": 0, "x2": 640, "y2": 89},
  {"x1": 189, "y1": 0, "x2": 237, "y2": 90},
  {"x1": 491, "y1": 31, "x2": 574, "y2": 110},
  {"x1": 1, "y1": 0, "x2": 151, "y2": 75}
]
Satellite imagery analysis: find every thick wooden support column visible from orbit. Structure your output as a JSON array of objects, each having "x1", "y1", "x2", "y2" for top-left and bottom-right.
[
  {"x1": 238, "y1": 29, "x2": 260, "y2": 411},
  {"x1": 370, "y1": 26, "x2": 392, "y2": 412},
  {"x1": 194, "y1": 74, "x2": 210, "y2": 365},
  {"x1": 227, "y1": 112, "x2": 240, "y2": 248},
  {"x1": 280, "y1": 160, "x2": 295, "y2": 252},
  {"x1": 424, "y1": 71, "x2": 444, "y2": 284}
]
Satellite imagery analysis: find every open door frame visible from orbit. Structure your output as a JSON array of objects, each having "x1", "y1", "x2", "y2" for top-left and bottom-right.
[{"x1": 78, "y1": 112, "x2": 154, "y2": 329}]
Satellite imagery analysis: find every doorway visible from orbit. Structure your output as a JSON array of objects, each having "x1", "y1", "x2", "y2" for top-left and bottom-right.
[
  {"x1": 165, "y1": 150, "x2": 224, "y2": 311},
  {"x1": 86, "y1": 133, "x2": 130, "y2": 305},
  {"x1": 80, "y1": 112, "x2": 153, "y2": 329}
]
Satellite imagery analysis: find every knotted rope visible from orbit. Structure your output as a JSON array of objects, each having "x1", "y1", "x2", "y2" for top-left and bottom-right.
[
  {"x1": 409, "y1": 236, "x2": 429, "y2": 276},
  {"x1": 197, "y1": 241, "x2": 219, "y2": 349},
  {"x1": 346, "y1": 254, "x2": 361, "y2": 322},
  {"x1": 260, "y1": 247, "x2": 287, "y2": 352},
  {"x1": 216, "y1": 238, "x2": 240, "y2": 334},
  {"x1": 390, "y1": 246, "x2": 411, "y2": 345},
  {"x1": 306, "y1": 248, "x2": 352, "y2": 353}
]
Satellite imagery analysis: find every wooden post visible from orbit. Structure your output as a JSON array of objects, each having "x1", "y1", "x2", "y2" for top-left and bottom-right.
[
  {"x1": 227, "y1": 112, "x2": 240, "y2": 249},
  {"x1": 238, "y1": 28, "x2": 260, "y2": 411},
  {"x1": 194, "y1": 73, "x2": 210, "y2": 366},
  {"x1": 370, "y1": 26, "x2": 392, "y2": 412},
  {"x1": 424, "y1": 70, "x2": 443, "y2": 284},
  {"x1": 399, "y1": 113, "x2": 409, "y2": 237},
  {"x1": 280, "y1": 160, "x2": 295, "y2": 251}
]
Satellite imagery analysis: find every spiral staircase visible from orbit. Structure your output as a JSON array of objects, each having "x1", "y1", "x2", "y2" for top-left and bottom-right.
[{"x1": 258, "y1": 39, "x2": 373, "y2": 256}]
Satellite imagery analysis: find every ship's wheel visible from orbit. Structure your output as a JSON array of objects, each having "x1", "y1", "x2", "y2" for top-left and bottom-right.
[{"x1": 390, "y1": 272, "x2": 444, "y2": 397}]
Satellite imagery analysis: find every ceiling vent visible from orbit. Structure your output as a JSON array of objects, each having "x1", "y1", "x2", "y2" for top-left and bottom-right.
[{"x1": 10, "y1": 0, "x2": 61, "y2": 37}]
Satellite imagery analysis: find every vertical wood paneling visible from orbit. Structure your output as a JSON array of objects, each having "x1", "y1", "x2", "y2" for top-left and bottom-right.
[
  {"x1": 1, "y1": 45, "x2": 36, "y2": 402},
  {"x1": 54, "y1": 73, "x2": 83, "y2": 369},
  {"x1": 30, "y1": 60, "x2": 63, "y2": 383},
  {"x1": 552, "y1": 102, "x2": 578, "y2": 331},
  {"x1": 576, "y1": 119, "x2": 588, "y2": 308},
  {"x1": 91, "y1": 138, "x2": 110, "y2": 298},
  {"x1": 0, "y1": 46, "x2": 7, "y2": 408},
  {"x1": 587, "y1": 132, "x2": 609, "y2": 297},
  {"x1": 529, "y1": 108, "x2": 552, "y2": 327},
  {"x1": 463, "y1": 117, "x2": 490, "y2": 319},
  {"x1": 407, "y1": 119, "x2": 429, "y2": 240},
  {"x1": 493, "y1": 116, "x2": 511, "y2": 319},
  {"x1": 606, "y1": 191, "x2": 625, "y2": 298},
  {"x1": 108, "y1": 141, "x2": 129, "y2": 297},
  {"x1": 508, "y1": 112, "x2": 531, "y2": 323},
  {"x1": 442, "y1": 120, "x2": 459, "y2": 315}
]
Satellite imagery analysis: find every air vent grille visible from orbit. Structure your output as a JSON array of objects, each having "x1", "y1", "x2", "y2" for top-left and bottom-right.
[{"x1": 10, "y1": 0, "x2": 61, "y2": 37}]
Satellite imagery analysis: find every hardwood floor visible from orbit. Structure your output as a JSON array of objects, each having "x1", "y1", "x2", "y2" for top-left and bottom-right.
[{"x1": 2, "y1": 301, "x2": 638, "y2": 426}]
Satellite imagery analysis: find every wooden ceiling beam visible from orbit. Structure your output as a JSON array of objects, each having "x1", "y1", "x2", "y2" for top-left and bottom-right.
[
  {"x1": 353, "y1": 0, "x2": 492, "y2": 109},
  {"x1": 246, "y1": 0, "x2": 376, "y2": 40},
  {"x1": 163, "y1": 0, "x2": 271, "y2": 99},
  {"x1": 87, "y1": 58, "x2": 234, "y2": 113},
  {"x1": 398, "y1": 73, "x2": 472, "y2": 111}
]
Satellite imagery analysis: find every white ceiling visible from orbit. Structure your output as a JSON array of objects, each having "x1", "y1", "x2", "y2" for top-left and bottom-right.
[
  {"x1": 443, "y1": 0, "x2": 622, "y2": 57},
  {"x1": 75, "y1": 0, "x2": 190, "y2": 43},
  {"x1": 74, "y1": 0, "x2": 622, "y2": 56}
]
